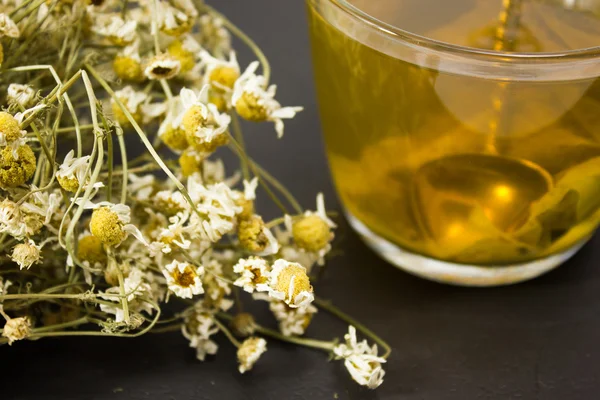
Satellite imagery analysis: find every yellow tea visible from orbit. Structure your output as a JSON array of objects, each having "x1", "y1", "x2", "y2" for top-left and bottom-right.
[{"x1": 307, "y1": 0, "x2": 600, "y2": 267}]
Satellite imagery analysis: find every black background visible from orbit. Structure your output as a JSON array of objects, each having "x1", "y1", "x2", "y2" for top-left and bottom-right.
[{"x1": 2, "y1": 0, "x2": 600, "y2": 399}]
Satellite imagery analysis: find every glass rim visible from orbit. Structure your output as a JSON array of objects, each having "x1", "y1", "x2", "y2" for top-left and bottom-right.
[{"x1": 323, "y1": 0, "x2": 600, "y2": 62}]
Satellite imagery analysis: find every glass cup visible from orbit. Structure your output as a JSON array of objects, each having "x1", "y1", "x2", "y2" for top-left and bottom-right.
[{"x1": 306, "y1": 0, "x2": 600, "y2": 286}]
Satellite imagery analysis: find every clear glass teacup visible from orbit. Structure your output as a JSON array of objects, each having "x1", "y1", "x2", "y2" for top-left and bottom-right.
[{"x1": 306, "y1": 0, "x2": 600, "y2": 286}]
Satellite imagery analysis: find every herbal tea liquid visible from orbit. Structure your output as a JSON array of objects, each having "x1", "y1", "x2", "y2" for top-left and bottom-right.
[{"x1": 308, "y1": 0, "x2": 600, "y2": 265}]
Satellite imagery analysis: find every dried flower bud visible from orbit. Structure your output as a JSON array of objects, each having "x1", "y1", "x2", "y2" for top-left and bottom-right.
[
  {"x1": 292, "y1": 215, "x2": 333, "y2": 252},
  {"x1": 269, "y1": 259, "x2": 314, "y2": 308},
  {"x1": 0, "y1": 145, "x2": 36, "y2": 188},
  {"x1": 2, "y1": 317, "x2": 31, "y2": 345},
  {"x1": 0, "y1": 112, "x2": 23, "y2": 144},
  {"x1": 90, "y1": 207, "x2": 126, "y2": 246},
  {"x1": 237, "y1": 336, "x2": 267, "y2": 373},
  {"x1": 230, "y1": 312, "x2": 256, "y2": 337},
  {"x1": 11, "y1": 241, "x2": 40, "y2": 269},
  {"x1": 77, "y1": 235, "x2": 107, "y2": 266}
]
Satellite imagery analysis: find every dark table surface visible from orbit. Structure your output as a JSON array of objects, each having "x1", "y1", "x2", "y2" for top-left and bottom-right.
[{"x1": 3, "y1": 1, "x2": 600, "y2": 399}]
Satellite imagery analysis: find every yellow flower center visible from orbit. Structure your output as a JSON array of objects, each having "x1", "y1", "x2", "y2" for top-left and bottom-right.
[
  {"x1": 0, "y1": 145, "x2": 37, "y2": 188},
  {"x1": 167, "y1": 40, "x2": 195, "y2": 73},
  {"x1": 238, "y1": 216, "x2": 268, "y2": 252},
  {"x1": 274, "y1": 264, "x2": 312, "y2": 301},
  {"x1": 178, "y1": 149, "x2": 205, "y2": 177},
  {"x1": 57, "y1": 175, "x2": 80, "y2": 193},
  {"x1": 161, "y1": 17, "x2": 194, "y2": 37},
  {"x1": 90, "y1": 207, "x2": 126, "y2": 246},
  {"x1": 292, "y1": 215, "x2": 332, "y2": 252},
  {"x1": 209, "y1": 66, "x2": 239, "y2": 90},
  {"x1": 235, "y1": 92, "x2": 268, "y2": 122},
  {"x1": 160, "y1": 125, "x2": 189, "y2": 151},
  {"x1": 235, "y1": 195, "x2": 254, "y2": 221},
  {"x1": 173, "y1": 265, "x2": 197, "y2": 288},
  {"x1": 0, "y1": 112, "x2": 22, "y2": 142},
  {"x1": 111, "y1": 100, "x2": 142, "y2": 126},
  {"x1": 77, "y1": 235, "x2": 107, "y2": 265},
  {"x1": 113, "y1": 56, "x2": 145, "y2": 82}
]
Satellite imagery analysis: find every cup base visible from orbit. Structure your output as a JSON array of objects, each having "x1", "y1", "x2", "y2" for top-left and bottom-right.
[{"x1": 346, "y1": 212, "x2": 588, "y2": 287}]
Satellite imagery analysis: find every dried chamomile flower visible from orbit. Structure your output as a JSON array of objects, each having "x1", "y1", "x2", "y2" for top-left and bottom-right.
[
  {"x1": 2, "y1": 316, "x2": 31, "y2": 345},
  {"x1": 160, "y1": 124, "x2": 189, "y2": 152},
  {"x1": 182, "y1": 310, "x2": 219, "y2": 361},
  {"x1": 155, "y1": 214, "x2": 191, "y2": 253},
  {"x1": 187, "y1": 178, "x2": 241, "y2": 242},
  {"x1": 156, "y1": 0, "x2": 197, "y2": 37},
  {"x1": 199, "y1": 257, "x2": 233, "y2": 312},
  {"x1": 238, "y1": 215, "x2": 280, "y2": 255},
  {"x1": 230, "y1": 312, "x2": 256, "y2": 337},
  {"x1": 90, "y1": 207, "x2": 127, "y2": 246},
  {"x1": 111, "y1": 86, "x2": 146, "y2": 125},
  {"x1": 154, "y1": 190, "x2": 187, "y2": 216},
  {"x1": 163, "y1": 260, "x2": 204, "y2": 299},
  {"x1": 128, "y1": 173, "x2": 156, "y2": 201},
  {"x1": 0, "y1": 144, "x2": 36, "y2": 188},
  {"x1": 77, "y1": 234, "x2": 107, "y2": 267},
  {"x1": 0, "y1": 13, "x2": 20, "y2": 38},
  {"x1": 292, "y1": 193, "x2": 336, "y2": 253},
  {"x1": 7, "y1": 84, "x2": 36, "y2": 107},
  {"x1": 56, "y1": 150, "x2": 96, "y2": 192},
  {"x1": 232, "y1": 61, "x2": 303, "y2": 137},
  {"x1": 269, "y1": 299, "x2": 317, "y2": 337},
  {"x1": 268, "y1": 259, "x2": 314, "y2": 308},
  {"x1": 92, "y1": 14, "x2": 137, "y2": 46},
  {"x1": 198, "y1": 13, "x2": 231, "y2": 57},
  {"x1": 11, "y1": 240, "x2": 41, "y2": 270},
  {"x1": 0, "y1": 111, "x2": 25, "y2": 145},
  {"x1": 235, "y1": 195, "x2": 254, "y2": 222},
  {"x1": 113, "y1": 41, "x2": 145, "y2": 82},
  {"x1": 179, "y1": 148, "x2": 208, "y2": 177},
  {"x1": 333, "y1": 326, "x2": 386, "y2": 389},
  {"x1": 158, "y1": 96, "x2": 188, "y2": 152},
  {"x1": 103, "y1": 257, "x2": 131, "y2": 286},
  {"x1": 100, "y1": 268, "x2": 155, "y2": 322},
  {"x1": 144, "y1": 53, "x2": 181, "y2": 80},
  {"x1": 0, "y1": 199, "x2": 41, "y2": 238},
  {"x1": 89, "y1": 203, "x2": 145, "y2": 246},
  {"x1": 201, "y1": 50, "x2": 240, "y2": 91},
  {"x1": 234, "y1": 177, "x2": 259, "y2": 220},
  {"x1": 181, "y1": 86, "x2": 231, "y2": 153},
  {"x1": 233, "y1": 256, "x2": 271, "y2": 293},
  {"x1": 237, "y1": 337, "x2": 267, "y2": 373},
  {"x1": 167, "y1": 35, "x2": 201, "y2": 73}
]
